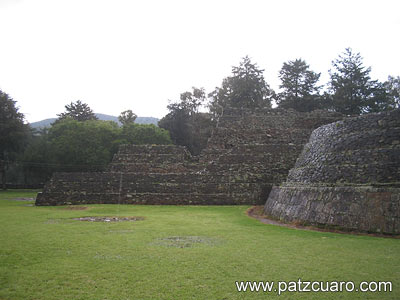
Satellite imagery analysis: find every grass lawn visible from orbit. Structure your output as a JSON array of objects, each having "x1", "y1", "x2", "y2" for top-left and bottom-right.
[{"x1": 0, "y1": 190, "x2": 399, "y2": 299}]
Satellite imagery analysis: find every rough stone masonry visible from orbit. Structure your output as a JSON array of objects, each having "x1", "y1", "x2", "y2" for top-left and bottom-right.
[
  {"x1": 264, "y1": 109, "x2": 400, "y2": 234},
  {"x1": 35, "y1": 107, "x2": 342, "y2": 206}
]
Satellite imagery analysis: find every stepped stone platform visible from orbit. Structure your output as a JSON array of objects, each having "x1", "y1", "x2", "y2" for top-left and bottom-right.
[
  {"x1": 36, "y1": 107, "x2": 342, "y2": 206},
  {"x1": 264, "y1": 109, "x2": 400, "y2": 234}
]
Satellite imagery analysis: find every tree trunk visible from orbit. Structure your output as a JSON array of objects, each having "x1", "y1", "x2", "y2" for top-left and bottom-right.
[
  {"x1": 0, "y1": 159, "x2": 6, "y2": 190},
  {"x1": 1, "y1": 168, "x2": 6, "y2": 190}
]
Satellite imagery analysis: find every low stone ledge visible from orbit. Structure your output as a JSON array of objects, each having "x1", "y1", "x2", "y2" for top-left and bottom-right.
[
  {"x1": 36, "y1": 191, "x2": 263, "y2": 206},
  {"x1": 264, "y1": 185, "x2": 400, "y2": 234}
]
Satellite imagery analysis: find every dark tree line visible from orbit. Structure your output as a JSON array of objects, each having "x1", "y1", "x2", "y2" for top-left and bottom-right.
[
  {"x1": 0, "y1": 91, "x2": 30, "y2": 189},
  {"x1": 278, "y1": 48, "x2": 399, "y2": 114},
  {"x1": 208, "y1": 48, "x2": 399, "y2": 115},
  {"x1": 0, "y1": 98, "x2": 171, "y2": 188}
]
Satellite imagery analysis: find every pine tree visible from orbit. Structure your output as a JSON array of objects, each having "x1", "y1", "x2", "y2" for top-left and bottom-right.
[
  {"x1": 277, "y1": 58, "x2": 322, "y2": 112},
  {"x1": 57, "y1": 100, "x2": 98, "y2": 122},
  {"x1": 209, "y1": 56, "x2": 274, "y2": 115},
  {"x1": 328, "y1": 48, "x2": 376, "y2": 115}
]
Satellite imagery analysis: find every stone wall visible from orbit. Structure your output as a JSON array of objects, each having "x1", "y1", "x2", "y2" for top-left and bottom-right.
[
  {"x1": 109, "y1": 145, "x2": 193, "y2": 173},
  {"x1": 264, "y1": 109, "x2": 400, "y2": 234},
  {"x1": 36, "y1": 107, "x2": 342, "y2": 206},
  {"x1": 201, "y1": 107, "x2": 342, "y2": 197},
  {"x1": 35, "y1": 172, "x2": 262, "y2": 205},
  {"x1": 265, "y1": 186, "x2": 399, "y2": 234}
]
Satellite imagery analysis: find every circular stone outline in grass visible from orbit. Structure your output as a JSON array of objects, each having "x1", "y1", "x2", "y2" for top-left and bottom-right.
[
  {"x1": 72, "y1": 216, "x2": 145, "y2": 222},
  {"x1": 152, "y1": 236, "x2": 222, "y2": 248}
]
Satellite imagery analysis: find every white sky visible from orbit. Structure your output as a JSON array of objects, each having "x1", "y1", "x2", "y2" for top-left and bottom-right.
[{"x1": 0, "y1": 0, "x2": 399, "y2": 122}]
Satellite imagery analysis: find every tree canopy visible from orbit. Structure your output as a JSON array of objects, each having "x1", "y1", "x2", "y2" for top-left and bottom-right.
[
  {"x1": 48, "y1": 119, "x2": 120, "y2": 171},
  {"x1": 118, "y1": 110, "x2": 137, "y2": 126},
  {"x1": 175, "y1": 87, "x2": 206, "y2": 114},
  {"x1": 0, "y1": 90, "x2": 27, "y2": 156},
  {"x1": 277, "y1": 59, "x2": 322, "y2": 112},
  {"x1": 0, "y1": 90, "x2": 29, "y2": 188},
  {"x1": 20, "y1": 115, "x2": 172, "y2": 179},
  {"x1": 209, "y1": 56, "x2": 274, "y2": 115},
  {"x1": 119, "y1": 123, "x2": 172, "y2": 145},
  {"x1": 57, "y1": 100, "x2": 98, "y2": 122},
  {"x1": 159, "y1": 87, "x2": 214, "y2": 155},
  {"x1": 328, "y1": 48, "x2": 383, "y2": 115},
  {"x1": 383, "y1": 76, "x2": 400, "y2": 109}
]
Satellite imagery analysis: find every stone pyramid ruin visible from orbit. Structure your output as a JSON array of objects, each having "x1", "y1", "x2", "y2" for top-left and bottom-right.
[{"x1": 36, "y1": 107, "x2": 341, "y2": 206}]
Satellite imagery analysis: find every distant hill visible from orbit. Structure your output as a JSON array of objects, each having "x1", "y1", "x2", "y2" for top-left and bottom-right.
[{"x1": 30, "y1": 114, "x2": 159, "y2": 129}]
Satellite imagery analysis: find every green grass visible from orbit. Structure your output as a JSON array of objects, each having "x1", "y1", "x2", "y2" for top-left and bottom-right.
[{"x1": 0, "y1": 190, "x2": 399, "y2": 299}]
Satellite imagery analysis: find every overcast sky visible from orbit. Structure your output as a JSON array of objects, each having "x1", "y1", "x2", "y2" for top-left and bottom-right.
[{"x1": 0, "y1": 0, "x2": 399, "y2": 122}]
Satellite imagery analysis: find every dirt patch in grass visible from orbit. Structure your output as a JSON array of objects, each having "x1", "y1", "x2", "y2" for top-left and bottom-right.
[
  {"x1": 61, "y1": 206, "x2": 88, "y2": 210},
  {"x1": 152, "y1": 236, "x2": 222, "y2": 248},
  {"x1": 12, "y1": 197, "x2": 34, "y2": 201},
  {"x1": 247, "y1": 206, "x2": 400, "y2": 239},
  {"x1": 73, "y1": 216, "x2": 145, "y2": 222}
]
